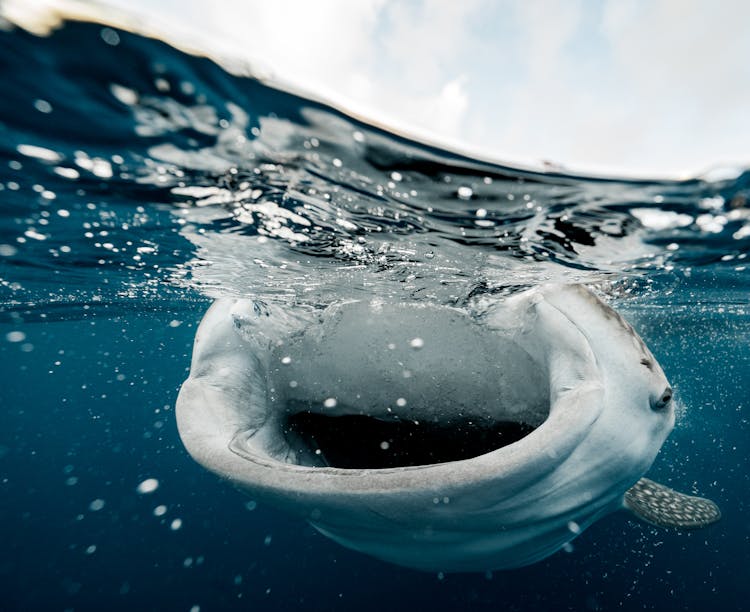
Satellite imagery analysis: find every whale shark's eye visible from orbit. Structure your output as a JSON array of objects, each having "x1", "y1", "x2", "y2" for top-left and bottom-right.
[{"x1": 653, "y1": 387, "x2": 673, "y2": 410}]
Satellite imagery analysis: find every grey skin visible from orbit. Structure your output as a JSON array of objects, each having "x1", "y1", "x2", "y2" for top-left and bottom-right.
[{"x1": 176, "y1": 284, "x2": 720, "y2": 572}]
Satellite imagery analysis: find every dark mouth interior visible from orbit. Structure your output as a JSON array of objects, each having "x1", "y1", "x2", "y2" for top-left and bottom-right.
[{"x1": 284, "y1": 409, "x2": 536, "y2": 469}]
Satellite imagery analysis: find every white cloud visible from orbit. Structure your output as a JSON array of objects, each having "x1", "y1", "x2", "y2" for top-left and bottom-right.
[
  {"x1": 460, "y1": 0, "x2": 750, "y2": 176},
  {"x1": 32, "y1": 0, "x2": 750, "y2": 177},
  {"x1": 109, "y1": 0, "x2": 480, "y2": 142},
  {"x1": 430, "y1": 77, "x2": 470, "y2": 134},
  {"x1": 596, "y1": 0, "x2": 750, "y2": 173}
]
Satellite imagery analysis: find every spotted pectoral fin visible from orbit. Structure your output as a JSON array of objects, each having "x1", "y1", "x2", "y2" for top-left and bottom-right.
[{"x1": 623, "y1": 477, "x2": 721, "y2": 528}]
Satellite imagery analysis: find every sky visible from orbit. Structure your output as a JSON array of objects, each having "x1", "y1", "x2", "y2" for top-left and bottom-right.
[{"x1": 11, "y1": 0, "x2": 750, "y2": 177}]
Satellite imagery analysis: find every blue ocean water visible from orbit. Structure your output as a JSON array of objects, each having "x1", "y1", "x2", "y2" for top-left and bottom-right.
[{"x1": 0, "y1": 15, "x2": 748, "y2": 611}]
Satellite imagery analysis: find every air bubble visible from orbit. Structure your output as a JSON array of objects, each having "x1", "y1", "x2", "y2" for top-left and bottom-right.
[
  {"x1": 34, "y1": 99, "x2": 53, "y2": 113},
  {"x1": 457, "y1": 186, "x2": 473, "y2": 199},
  {"x1": 89, "y1": 499, "x2": 105, "y2": 511},
  {"x1": 24, "y1": 229, "x2": 47, "y2": 241},
  {"x1": 136, "y1": 478, "x2": 159, "y2": 494},
  {"x1": 6, "y1": 331, "x2": 25, "y2": 343},
  {"x1": 17, "y1": 144, "x2": 62, "y2": 162},
  {"x1": 100, "y1": 28, "x2": 120, "y2": 46}
]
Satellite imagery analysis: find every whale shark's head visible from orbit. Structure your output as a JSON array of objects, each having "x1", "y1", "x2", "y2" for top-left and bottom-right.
[
  {"x1": 530, "y1": 284, "x2": 676, "y2": 471},
  {"x1": 540, "y1": 284, "x2": 673, "y2": 407},
  {"x1": 176, "y1": 284, "x2": 677, "y2": 571}
]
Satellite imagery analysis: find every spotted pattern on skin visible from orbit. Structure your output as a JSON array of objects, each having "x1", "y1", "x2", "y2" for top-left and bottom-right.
[{"x1": 624, "y1": 477, "x2": 721, "y2": 528}]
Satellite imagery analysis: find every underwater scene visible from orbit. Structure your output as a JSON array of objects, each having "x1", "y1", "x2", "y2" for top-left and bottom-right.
[{"x1": 0, "y1": 13, "x2": 748, "y2": 612}]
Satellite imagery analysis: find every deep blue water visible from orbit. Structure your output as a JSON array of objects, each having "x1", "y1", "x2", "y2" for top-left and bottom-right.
[{"x1": 0, "y1": 15, "x2": 748, "y2": 612}]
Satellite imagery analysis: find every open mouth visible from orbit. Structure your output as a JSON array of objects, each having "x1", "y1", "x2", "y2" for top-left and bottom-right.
[
  {"x1": 283, "y1": 404, "x2": 538, "y2": 469},
  {"x1": 229, "y1": 300, "x2": 555, "y2": 471}
]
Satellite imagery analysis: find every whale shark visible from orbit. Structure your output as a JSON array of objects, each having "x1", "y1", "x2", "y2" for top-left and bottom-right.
[{"x1": 176, "y1": 284, "x2": 720, "y2": 571}]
